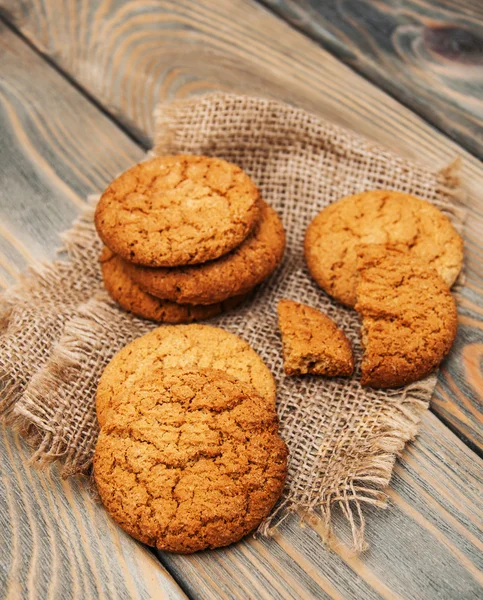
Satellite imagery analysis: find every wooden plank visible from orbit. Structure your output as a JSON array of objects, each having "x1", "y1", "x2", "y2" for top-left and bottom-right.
[
  {"x1": 258, "y1": 0, "x2": 483, "y2": 159},
  {"x1": 156, "y1": 411, "x2": 483, "y2": 600},
  {"x1": 0, "y1": 17, "x2": 144, "y2": 268},
  {"x1": 1, "y1": 0, "x2": 481, "y2": 449},
  {"x1": 0, "y1": 427, "x2": 188, "y2": 600},
  {"x1": 0, "y1": 24, "x2": 187, "y2": 600},
  {"x1": 0, "y1": 13, "x2": 482, "y2": 600}
]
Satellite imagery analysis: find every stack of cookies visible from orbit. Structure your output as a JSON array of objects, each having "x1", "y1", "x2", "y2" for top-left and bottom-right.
[
  {"x1": 93, "y1": 324, "x2": 288, "y2": 553},
  {"x1": 95, "y1": 155, "x2": 286, "y2": 323}
]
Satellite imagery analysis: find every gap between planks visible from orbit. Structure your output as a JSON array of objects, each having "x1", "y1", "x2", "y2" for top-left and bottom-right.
[{"x1": 0, "y1": 13, "x2": 150, "y2": 151}]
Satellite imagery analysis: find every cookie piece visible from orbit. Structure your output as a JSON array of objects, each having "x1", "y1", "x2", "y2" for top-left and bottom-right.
[
  {"x1": 355, "y1": 245, "x2": 458, "y2": 388},
  {"x1": 277, "y1": 300, "x2": 354, "y2": 377},
  {"x1": 100, "y1": 248, "x2": 248, "y2": 323},
  {"x1": 95, "y1": 155, "x2": 261, "y2": 267},
  {"x1": 96, "y1": 324, "x2": 277, "y2": 427},
  {"x1": 94, "y1": 369, "x2": 288, "y2": 553},
  {"x1": 124, "y1": 200, "x2": 286, "y2": 305},
  {"x1": 304, "y1": 190, "x2": 464, "y2": 307}
]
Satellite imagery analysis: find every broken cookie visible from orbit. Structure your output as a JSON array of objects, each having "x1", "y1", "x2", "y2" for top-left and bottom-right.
[
  {"x1": 355, "y1": 245, "x2": 458, "y2": 388},
  {"x1": 277, "y1": 299, "x2": 354, "y2": 377}
]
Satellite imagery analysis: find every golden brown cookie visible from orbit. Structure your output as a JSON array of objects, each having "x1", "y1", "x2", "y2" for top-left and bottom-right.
[
  {"x1": 304, "y1": 190, "x2": 464, "y2": 307},
  {"x1": 355, "y1": 245, "x2": 458, "y2": 388},
  {"x1": 94, "y1": 369, "x2": 288, "y2": 553},
  {"x1": 95, "y1": 155, "x2": 261, "y2": 267},
  {"x1": 96, "y1": 324, "x2": 277, "y2": 427},
  {"x1": 277, "y1": 300, "x2": 354, "y2": 377},
  {"x1": 100, "y1": 248, "x2": 248, "y2": 323},
  {"x1": 123, "y1": 200, "x2": 286, "y2": 305}
]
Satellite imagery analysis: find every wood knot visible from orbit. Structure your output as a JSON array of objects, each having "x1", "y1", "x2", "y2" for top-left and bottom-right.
[{"x1": 423, "y1": 26, "x2": 483, "y2": 65}]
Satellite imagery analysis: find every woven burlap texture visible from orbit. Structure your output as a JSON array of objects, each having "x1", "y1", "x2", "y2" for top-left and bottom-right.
[{"x1": 0, "y1": 93, "x2": 465, "y2": 551}]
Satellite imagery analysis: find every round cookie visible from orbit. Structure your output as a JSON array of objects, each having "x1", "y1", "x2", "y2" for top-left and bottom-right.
[
  {"x1": 95, "y1": 155, "x2": 261, "y2": 267},
  {"x1": 96, "y1": 324, "x2": 277, "y2": 427},
  {"x1": 100, "y1": 247, "x2": 249, "y2": 323},
  {"x1": 123, "y1": 200, "x2": 286, "y2": 305},
  {"x1": 94, "y1": 369, "x2": 288, "y2": 553},
  {"x1": 355, "y1": 245, "x2": 458, "y2": 388},
  {"x1": 304, "y1": 190, "x2": 464, "y2": 307}
]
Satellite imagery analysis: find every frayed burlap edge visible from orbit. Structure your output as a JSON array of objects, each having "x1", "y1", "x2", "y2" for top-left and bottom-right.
[
  {"x1": 0, "y1": 196, "x2": 101, "y2": 417},
  {"x1": 5, "y1": 288, "x2": 435, "y2": 552},
  {"x1": 1, "y1": 157, "x2": 466, "y2": 553},
  {"x1": 260, "y1": 376, "x2": 434, "y2": 552}
]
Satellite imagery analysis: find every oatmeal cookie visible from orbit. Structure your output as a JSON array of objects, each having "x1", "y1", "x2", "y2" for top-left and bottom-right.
[
  {"x1": 95, "y1": 155, "x2": 261, "y2": 266},
  {"x1": 305, "y1": 190, "x2": 463, "y2": 306}
]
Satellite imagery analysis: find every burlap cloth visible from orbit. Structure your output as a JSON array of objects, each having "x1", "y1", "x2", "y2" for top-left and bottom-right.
[{"x1": 0, "y1": 93, "x2": 465, "y2": 551}]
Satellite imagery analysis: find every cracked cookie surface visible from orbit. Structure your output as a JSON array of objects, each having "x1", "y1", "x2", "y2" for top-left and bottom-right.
[
  {"x1": 124, "y1": 200, "x2": 286, "y2": 305},
  {"x1": 100, "y1": 247, "x2": 248, "y2": 323},
  {"x1": 93, "y1": 369, "x2": 288, "y2": 553},
  {"x1": 304, "y1": 190, "x2": 463, "y2": 307},
  {"x1": 277, "y1": 300, "x2": 354, "y2": 377},
  {"x1": 95, "y1": 155, "x2": 261, "y2": 267},
  {"x1": 355, "y1": 245, "x2": 458, "y2": 388},
  {"x1": 96, "y1": 324, "x2": 277, "y2": 427}
]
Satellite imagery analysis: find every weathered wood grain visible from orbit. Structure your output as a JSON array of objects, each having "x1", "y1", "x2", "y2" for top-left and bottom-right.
[
  {"x1": 157, "y1": 411, "x2": 483, "y2": 600},
  {"x1": 0, "y1": 25, "x2": 188, "y2": 600},
  {"x1": 1, "y1": 0, "x2": 481, "y2": 448},
  {"x1": 0, "y1": 427, "x2": 188, "y2": 600},
  {"x1": 259, "y1": 0, "x2": 483, "y2": 159},
  {"x1": 0, "y1": 17, "x2": 143, "y2": 285},
  {"x1": 0, "y1": 12, "x2": 482, "y2": 600}
]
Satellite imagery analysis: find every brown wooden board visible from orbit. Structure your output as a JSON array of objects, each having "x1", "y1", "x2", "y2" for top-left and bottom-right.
[
  {"x1": 1, "y1": 0, "x2": 481, "y2": 450},
  {"x1": 259, "y1": 0, "x2": 483, "y2": 159}
]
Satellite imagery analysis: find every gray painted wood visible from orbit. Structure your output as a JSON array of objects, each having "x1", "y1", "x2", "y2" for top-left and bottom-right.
[
  {"x1": 0, "y1": 426, "x2": 188, "y2": 600},
  {"x1": 0, "y1": 24, "x2": 185, "y2": 600},
  {"x1": 259, "y1": 0, "x2": 483, "y2": 160},
  {"x1": 0, "y1": 18, "x2": 143, "y2": 287}
]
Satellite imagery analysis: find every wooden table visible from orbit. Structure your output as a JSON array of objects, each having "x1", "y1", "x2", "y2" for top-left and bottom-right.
[{"x1": 0, "y1": 2, "x2": 482, "y2": 598}]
